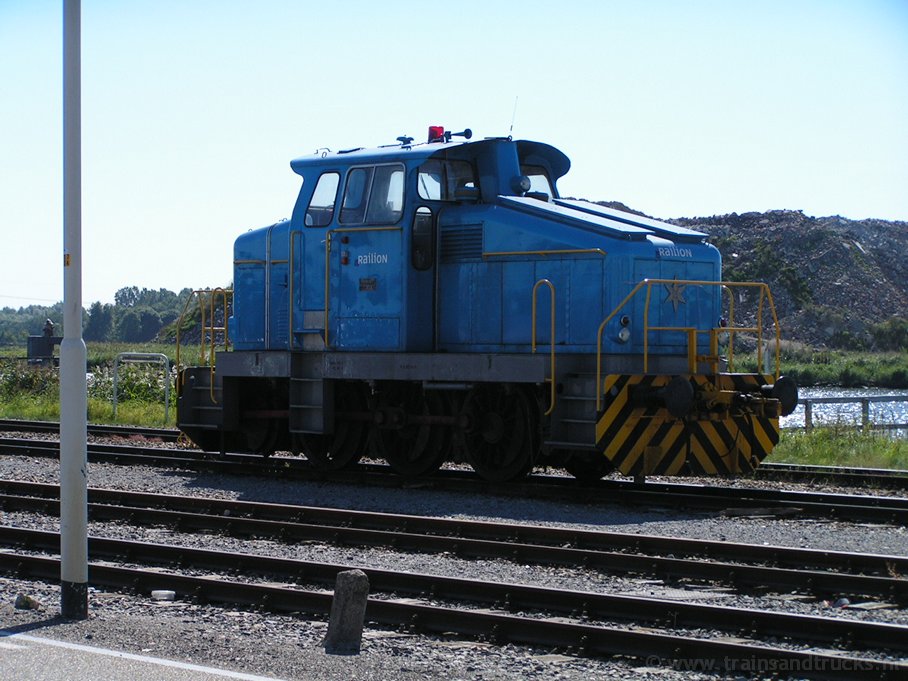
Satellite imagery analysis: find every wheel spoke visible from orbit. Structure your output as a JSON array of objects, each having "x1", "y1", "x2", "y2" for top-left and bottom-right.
[
  {"x1": 375, "y1": 385, "x2": 449, "y2": 477},
  {"x1": 463, "y1": 385, "x2": 536, "y2": 482}
]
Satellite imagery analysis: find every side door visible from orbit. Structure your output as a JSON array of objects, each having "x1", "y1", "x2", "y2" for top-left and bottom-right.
[
  {"x1": 296, "y1": 170, "x2": 340, "y2": 350},
  {"x1": 331, "y1": 164, "x2": 405, "y2": 350}
]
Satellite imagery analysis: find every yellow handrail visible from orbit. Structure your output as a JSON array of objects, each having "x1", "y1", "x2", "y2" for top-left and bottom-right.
[
  {"x1": 757, "y1": 286, "x2": 766, "y2": 371},
  {"x1": 595, "y1": 279, "x2": 781, "y2": 411},
  {"x1": 323, "y1": 225, "x2": 402, "y2": 348},
  {"x1": 289, "y1": 230, "x2": 299, "y2": 349},
  {"x1": 175, "y1": 287, "x2": 232, "y2": 404},
  {"x1": 531, "y1": 279, "x2": 557, "y2": 416}
]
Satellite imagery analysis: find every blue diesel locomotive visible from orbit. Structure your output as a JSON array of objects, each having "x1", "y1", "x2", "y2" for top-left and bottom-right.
[{"x1": 177, "y1": 126, "x2": 797, "y2": 482}]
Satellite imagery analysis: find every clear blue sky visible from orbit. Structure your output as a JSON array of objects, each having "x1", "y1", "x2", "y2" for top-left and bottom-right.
[{"x1": 1, "y1": 0, "x2": 906, "y2": 308}]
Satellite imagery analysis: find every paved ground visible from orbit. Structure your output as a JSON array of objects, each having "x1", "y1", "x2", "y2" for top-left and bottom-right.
[{"x1": 0, "y1": 632, "x2": 287, "y2": 681}]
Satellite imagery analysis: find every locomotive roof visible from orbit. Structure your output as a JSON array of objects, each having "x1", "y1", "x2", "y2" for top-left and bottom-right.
[{"x1": 289, "y1": 137, "x2": 571, "y2": 181}]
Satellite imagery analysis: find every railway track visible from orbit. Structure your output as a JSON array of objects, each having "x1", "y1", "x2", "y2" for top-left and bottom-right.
[
  {"x1": 2, "y1": 435, "x2": 908, "y2": 525},
  {"x1": 1, "y1": 526, "x2": 906, "y2": 680},
  {"x1": 0, "y1": 418, "x2": 179, "y2": 442},
  {"x1": 3, "y1": 432, "x2": 907, "y2": 677},
  {"x1": 756, "y1": 461, "x2": 908, "y2": 490},
  {"x1": 2, "y1": 418, "x2": 907, "y2": 490},
  {"x1": 2, "y1": 479, "x2": 906, "y2": 604}
]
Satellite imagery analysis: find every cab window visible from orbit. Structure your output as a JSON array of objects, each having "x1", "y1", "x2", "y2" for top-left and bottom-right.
[
  {"x1": 305, "y1": 172, "x2": 339, "y2": 227},
  {"x1": 366, "y1": 165, "x2": 404, "y2": 223},
  {"x1": 417, "y1": 159, "x2": 477, "y2": 201},
  {"x1": 340, "y1": 164, "x2": 404, "y2": 225}
]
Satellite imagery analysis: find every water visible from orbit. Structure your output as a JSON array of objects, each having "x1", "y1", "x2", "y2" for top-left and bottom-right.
[{"x1": 781, "y1": 387, "x2": 908, "y2": 435}]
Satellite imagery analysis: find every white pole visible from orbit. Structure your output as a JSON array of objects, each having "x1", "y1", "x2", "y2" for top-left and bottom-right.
[{"x1": 61, "y1": 0, "x2": 88, "y2": 620}]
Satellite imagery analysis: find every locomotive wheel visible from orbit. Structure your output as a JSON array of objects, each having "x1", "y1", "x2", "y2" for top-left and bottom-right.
[
  {"x1": 373, "y1": 385, "x2": 449, "y2": 477},
  {"x1": 462, "y1": 385, "x2": 535, "y2": 482},
  {"x1": 298, "y1": 383, "x2": 369, "y2": 471},
  {"x1": 563, "y1": 452, "x2": 614, "y2": 482}
]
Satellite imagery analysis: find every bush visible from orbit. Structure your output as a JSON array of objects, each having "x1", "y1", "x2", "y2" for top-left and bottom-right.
[
  {"x1": 733, "y1": 349, "x2": 908, "y2": 388},
  {"x1": 0, "y1": 362, "x2": 58, "y2": 398},
  {"x1": 871, "y1": 317, "x2": 908, "y2": 351},
  {"x1": 88, "y1": 364, "x2": 174, "y2": 404}
]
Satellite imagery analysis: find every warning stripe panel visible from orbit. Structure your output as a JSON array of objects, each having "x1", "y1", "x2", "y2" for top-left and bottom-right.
[{"x1": 597, "y1": 374, "x2": 782, "y2": 476}]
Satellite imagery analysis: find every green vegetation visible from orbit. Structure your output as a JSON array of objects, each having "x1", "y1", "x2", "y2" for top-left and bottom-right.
[
  {"x1": 0, "y1": 286, "x2": 195, "y2": 345},
  {"x1": 734, "y1": 345, "x2": 908, "y2": 389},
  {"x1": 773, "y1": 426, "x2": 908, "y2": 470},
  {"x1": 0, "y1": 342, "x2": 205, "y2": 426},
  {"x1": 871, "y1": 317, "x2": 908, "y2": 352}
]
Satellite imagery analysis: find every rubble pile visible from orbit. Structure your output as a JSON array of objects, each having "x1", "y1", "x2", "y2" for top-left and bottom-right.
[{"x1": 667, "y1": 209, "x2": 908, "y2": 348}]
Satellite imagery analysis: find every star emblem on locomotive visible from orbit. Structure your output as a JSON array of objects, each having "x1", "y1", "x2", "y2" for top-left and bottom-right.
[{"x1": 663, "y1": 276, "x2": 687, "y2": 314}]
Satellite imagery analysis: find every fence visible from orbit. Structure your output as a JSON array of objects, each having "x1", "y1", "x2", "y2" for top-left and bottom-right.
[{"x1": 789, "y1": 395, "x2": 908, "y2": 433}]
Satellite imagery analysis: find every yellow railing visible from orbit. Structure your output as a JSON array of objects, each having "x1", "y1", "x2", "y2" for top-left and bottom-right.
[
  {"x1": 531, "y1": 279, "x2": 556, "y2": 416},
  {"x1": 595, "y1": 279, "x2": 781, "y2": 411},
  {"x1": 323, "y1": 226, "x2": 402, "y2": 348},
  {"x1": 175, "y1": 287, "x2": 232, "y2": 404},
  {"x1": 290, "y1": 230, "x2": 299, "y2": 349}
]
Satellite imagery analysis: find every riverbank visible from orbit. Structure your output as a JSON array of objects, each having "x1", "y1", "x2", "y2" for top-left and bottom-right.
[{"x1": 736, "y1": 348, "x2": 908, "y2": 389}]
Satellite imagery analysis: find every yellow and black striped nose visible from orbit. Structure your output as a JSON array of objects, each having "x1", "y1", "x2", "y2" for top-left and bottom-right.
[{"x1": 596, "y1": 374, "x2": 783, "y2": 476}]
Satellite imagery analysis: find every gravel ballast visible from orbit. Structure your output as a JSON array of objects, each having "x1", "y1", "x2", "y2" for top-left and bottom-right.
[{"x1": 1, "y1": 450, "x2": 906, "y2": 680}]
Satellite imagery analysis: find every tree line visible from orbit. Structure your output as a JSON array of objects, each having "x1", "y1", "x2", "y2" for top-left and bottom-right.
[{"x1": 0, "y1": 287, "x2": 192, "y2": 345}]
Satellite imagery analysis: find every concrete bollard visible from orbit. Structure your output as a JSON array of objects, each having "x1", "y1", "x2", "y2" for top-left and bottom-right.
[{"x1": 323, "y1": 569, "x2": 370, "y2": 654}]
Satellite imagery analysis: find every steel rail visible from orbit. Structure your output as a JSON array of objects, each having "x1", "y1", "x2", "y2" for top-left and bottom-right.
[
  {"x1": 3, "y1": 436, "x2": 908, "y2": 525},
  {"x1": 0, "y1": 419, "x2": 179, "y2": 442},
  {"x1": 1, "y1": 530, "x2": 906, "y2": 679},
  {"x1": 4, "y1": 420, "x2": 908, "y2": 490},
  {"x1": 0, "y1": 436, "x2": 234, "y2": 466},
  {"x1": 755, "y1": 462, "x2": 908, "y2": 491},
  {"x1": 2, "y1": 423, "x2": 906, "y2": 490},
  {"x1": 5, "y1": 477, "x2": 907, "y2": 575},
  {"x1": 2, "y1": 480, "x2": 906, "y2": 604}
]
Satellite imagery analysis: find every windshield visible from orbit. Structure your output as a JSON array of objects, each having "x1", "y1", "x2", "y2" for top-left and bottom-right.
[{"x1": 417, "y1": 159, "x2": 477, "y2": 201}]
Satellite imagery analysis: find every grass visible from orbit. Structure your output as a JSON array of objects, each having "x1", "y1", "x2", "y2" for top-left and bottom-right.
[
  {"x1": 773, "y1": 426, "x2": 908, "y2": 470},
  {"x1": 1, "y1": 351, "x2": 179, "y2": 426},
  {"x1": 0, "y1": 393, "x2": 174, "y2": 426}
]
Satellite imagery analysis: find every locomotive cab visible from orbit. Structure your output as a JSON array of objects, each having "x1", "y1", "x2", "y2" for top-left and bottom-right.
[{"x1": 177, "y1": 125, "x2": 797, "y2": 482}]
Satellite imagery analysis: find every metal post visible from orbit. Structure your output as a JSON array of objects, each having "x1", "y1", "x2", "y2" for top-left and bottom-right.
[{"x1": 61, "y1": 0, "x2": 88, "y2": 620}]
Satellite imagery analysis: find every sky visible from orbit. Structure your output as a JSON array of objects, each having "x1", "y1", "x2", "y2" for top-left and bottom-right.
[{"x1": 1, "y1": 0, "x2": 906, "y2": 309}]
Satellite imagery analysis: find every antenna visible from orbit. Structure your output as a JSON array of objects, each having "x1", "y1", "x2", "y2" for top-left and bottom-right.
[{"x1": 509, "y1": 96, "x2": 519, "y2": 138}]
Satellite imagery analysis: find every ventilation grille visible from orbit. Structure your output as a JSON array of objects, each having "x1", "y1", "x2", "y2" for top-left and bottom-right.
[{"x1": 440, "y1": 224, "x2": 483, "y2": 262}]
